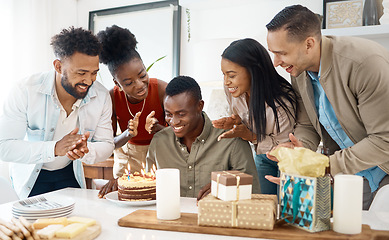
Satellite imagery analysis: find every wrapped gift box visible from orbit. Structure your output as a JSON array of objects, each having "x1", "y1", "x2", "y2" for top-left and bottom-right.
[
  {"x1": 198, "y1": 194, "x2": 277, "y2": 230},
  {"x1": 279, "y1": 172, "x2": 331, "y2": 232},
  {"x1": 211, "y1": 170, "x2": 252, "y2": 201}
]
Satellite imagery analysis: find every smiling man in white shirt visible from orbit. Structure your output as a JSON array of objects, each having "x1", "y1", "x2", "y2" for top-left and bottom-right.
[{"x1": 0, "y1": 27, "x2": 114, "y2": 199}]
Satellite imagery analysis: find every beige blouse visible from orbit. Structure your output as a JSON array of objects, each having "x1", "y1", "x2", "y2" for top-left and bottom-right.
[{"x1": 224, "y1": 86, "x2": 295, "y2": 154}]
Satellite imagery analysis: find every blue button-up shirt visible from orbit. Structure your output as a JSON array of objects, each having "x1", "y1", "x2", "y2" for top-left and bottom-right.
[
  {"x1": 308, "y1": 70, "x2": 386, "y2": 192},
  {"x1": 0, "y1": 70, "x2": 115, "y2": 198}
]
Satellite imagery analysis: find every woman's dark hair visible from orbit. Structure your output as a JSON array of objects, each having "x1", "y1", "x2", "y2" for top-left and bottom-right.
[
  {"x1": 96, "y1": 25, "x2": 141, "y2": 76},
  {"x1": 222, "y1": 38, "x2": 297, "y2": 141}
]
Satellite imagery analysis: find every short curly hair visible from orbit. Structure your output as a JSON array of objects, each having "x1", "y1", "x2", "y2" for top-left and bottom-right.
[
  {"x1": 165, "y1": 76, "x2": 202, "y2": 102},
  {"x1": 51, "y1": 26, "x2": 101, "y2": 59}
]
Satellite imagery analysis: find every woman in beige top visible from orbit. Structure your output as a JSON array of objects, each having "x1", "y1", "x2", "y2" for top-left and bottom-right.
[{"x1": 213, "y1": 38, "x2": 297, "y2": 194}]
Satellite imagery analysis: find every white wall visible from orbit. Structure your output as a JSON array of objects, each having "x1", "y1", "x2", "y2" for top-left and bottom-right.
[
  {"x1": 0, "y1": 0, "x2": 13, "y2": 116},
  {"x1": 0, "y1": 0, "x2": 78, "y2": 116},
  {"x1": 179, "y1": 0, "x2": 322, "y2": 85},
  {"x1": 178, "y1": 0, "x2": 322, "y2": 117},
  {"x1": 77, "y1": 0, "x2": 163, "y2": 29}
]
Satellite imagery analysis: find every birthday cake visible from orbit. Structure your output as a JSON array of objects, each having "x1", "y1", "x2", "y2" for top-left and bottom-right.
[{"x1": 117, "y1": 172, "x2": 156, "y2": 201}]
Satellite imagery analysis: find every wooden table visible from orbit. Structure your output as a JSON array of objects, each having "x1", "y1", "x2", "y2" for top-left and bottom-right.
[
  {"x1": 119, "y1": 210, "x2": 389, "y2": 240},
  {"x1": 1, "y1": 189, "x2": 388, "y2": 240},
  {"x1": 83, "y1": 157, "x2": 114, "y2": 189}
]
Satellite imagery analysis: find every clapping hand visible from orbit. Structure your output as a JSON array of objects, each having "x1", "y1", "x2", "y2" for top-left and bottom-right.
[
  {"x1": 128, "y1": 112, "x2": 141, "y2": 137},
  {"x1": 66, "y1": 131, "x2": 90, "y2": 160},
  {"x1": 145, "y1": 111, "x2": 159, "y2": 134},
  {"x1": 213, "y1": 115, "x2": 255, "y2": 142},
  {"x1": 216, "y1": 123, "x2": 252, "y2": 141},
  {"x1": 212, "y1": 114, "x2": 241, "y2": 130},
  {"x1": 55, "y1": 128, "x2": 90, "y2": 160}
]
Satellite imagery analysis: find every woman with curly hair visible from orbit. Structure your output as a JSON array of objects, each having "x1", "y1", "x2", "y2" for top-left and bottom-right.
[
  {"x1": 96, "y1": 25, "x2": 167, "y2": 197},
  {"x1": 213, "y1": 38, "x2": 297, "y2": 195}
]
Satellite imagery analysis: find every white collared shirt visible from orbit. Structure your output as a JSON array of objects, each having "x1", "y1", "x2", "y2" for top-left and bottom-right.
[{"x1": 42, "y1": 93, "x2": 81, "y2": 170}]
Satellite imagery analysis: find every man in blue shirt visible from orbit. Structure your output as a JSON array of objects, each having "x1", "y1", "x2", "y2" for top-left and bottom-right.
[{"x1": 0, "y1": 27, "x2": 114, "y2": 198}]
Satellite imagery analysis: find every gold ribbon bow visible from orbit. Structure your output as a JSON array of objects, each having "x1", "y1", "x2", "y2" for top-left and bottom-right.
[{"x1": 215, "y1": 171, "x2": 242, "y2": 227}]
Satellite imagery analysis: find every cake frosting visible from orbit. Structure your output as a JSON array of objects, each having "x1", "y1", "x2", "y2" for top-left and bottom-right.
[{"x1": 117, "y1": 172, "x2": 156, "y2": 201}]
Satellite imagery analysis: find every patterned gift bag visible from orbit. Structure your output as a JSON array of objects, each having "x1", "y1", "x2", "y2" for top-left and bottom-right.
[{"x1": 279, "y1": 173, "x2": 331, "y2": 232}]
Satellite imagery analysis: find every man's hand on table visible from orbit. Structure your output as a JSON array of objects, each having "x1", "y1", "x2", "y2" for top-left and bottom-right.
[
  {"x1": 265, "y1": 133, "x2": 304, "y2": 185},
  {"x1": 98, "y1": 179, "x2": 118, "y2": 198},
  {"x1": 197, "y1": 182, "x2": 211, "y2": 204}
]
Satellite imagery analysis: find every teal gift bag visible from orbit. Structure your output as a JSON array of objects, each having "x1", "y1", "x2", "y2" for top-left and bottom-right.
[{"x1": 279, "y1": 173, "x2": 331, "y2": 232}]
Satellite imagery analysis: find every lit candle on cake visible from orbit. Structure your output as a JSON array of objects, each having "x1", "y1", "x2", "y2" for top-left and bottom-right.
[
  {"x1": 142, "y1": 162, "x2": 146, "y2": 173},
  {"x1": 141, "y1": 169, "x2": 146, "y2": 179},
  {"x1": 333, "y1": 174, "x2": 363, "y2": 234},
  {"x1": 150, "y1": 164, "x2": 157, "y2": 179},
  {"x1": 156, "y1": 168, "x2": 180, "y2": 220},
  {"x1": 124, "y1": 169, "x2": 130, "y2": 180},
  {"x1": 151, "y1": 164, "x2": 157, "y2": 179},
  {"x1": 125, "y1": 164, "x2": 131, "y2": 180}
]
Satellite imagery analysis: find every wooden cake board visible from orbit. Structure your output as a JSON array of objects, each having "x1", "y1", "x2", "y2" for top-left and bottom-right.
[{"x1": 118, "y1": 210, "x2": 389, "y2": 240}]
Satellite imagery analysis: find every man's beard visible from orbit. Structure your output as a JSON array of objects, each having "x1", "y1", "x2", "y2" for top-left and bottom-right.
[{"x1": 61, "y1": 71, "x2": 91, "y2": 99}]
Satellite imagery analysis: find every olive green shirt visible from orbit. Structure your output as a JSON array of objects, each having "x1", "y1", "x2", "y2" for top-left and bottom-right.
[{"x1": 146, "y1": 112, "x2": 260, "y2": 197}]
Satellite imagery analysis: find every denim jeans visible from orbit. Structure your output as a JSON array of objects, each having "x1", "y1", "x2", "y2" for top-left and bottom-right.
[
  {"x1": 254, "y1": 153, "x2": 279, "y2": 195},
  {"x1": 362, "y1": 174, "x2": 389, "y2": 210}
]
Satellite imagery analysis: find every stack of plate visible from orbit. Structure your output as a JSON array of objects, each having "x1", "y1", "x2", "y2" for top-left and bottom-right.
[{"x1": 12, "y1": 195, "x2": 75, "y2": 220}]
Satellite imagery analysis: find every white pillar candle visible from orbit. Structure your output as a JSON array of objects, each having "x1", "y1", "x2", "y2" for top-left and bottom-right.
[
  {"x1": 156, "y1": 168, "x2": 181, "y2": 220},
  {"x1": 333, "y1": 174, "x2": 363, "y2": 234}
]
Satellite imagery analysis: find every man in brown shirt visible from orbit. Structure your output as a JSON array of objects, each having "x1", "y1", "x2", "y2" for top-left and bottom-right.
[
  {"x1": 146, "y1": 76, "x2": 260, "y2": 197},
  {"x1": 265, "y1": 5, "x2": 389, "y2": 209}
]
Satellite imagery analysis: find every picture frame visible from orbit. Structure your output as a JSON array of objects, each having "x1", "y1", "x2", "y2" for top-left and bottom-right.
[
  {"x1": 88, "y1": 0, "x2": 181, "y2": 89},
  {"x1": 323, "y1": 0, "x2": 364, "y2": 29}
]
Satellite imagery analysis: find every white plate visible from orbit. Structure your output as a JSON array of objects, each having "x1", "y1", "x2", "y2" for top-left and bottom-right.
[
  {"x1": 12, "y1": 207, "x2": 74, "y2": 220},
  {"x1": 12, "y1": 206, "x2": 74, "y2": 216},
  {"x1": 105, "y1": 191, "x2": 156, "y2": 207},
  {"x1": 12, "y1": 203, "x2": 74, "y2": 214},
  {"x1": 13, "y1": 195, "x2": 75, "y2": 213}
]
